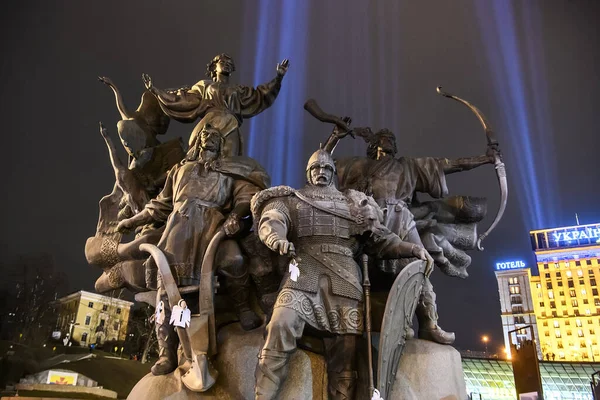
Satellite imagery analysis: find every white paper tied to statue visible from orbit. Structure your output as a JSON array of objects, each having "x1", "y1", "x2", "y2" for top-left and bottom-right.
[
  {"x1": 289, "y1": 258, "x2": 300, "y2": 282},
  {"x1": 170, "y1": 299, "x2": 191, "y2": 328},
  {"x1": 156, "y1": 300, "x2": 165, "y2": 325},
  {"x1": 371, "y1": 389, "x2": 384, "y2": 400}
]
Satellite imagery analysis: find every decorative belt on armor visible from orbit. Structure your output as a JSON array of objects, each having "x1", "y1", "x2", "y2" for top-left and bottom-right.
[
  {"x1": 303, "y1": 245, "x2": 363, "y2": 294},
  {"x1": 318, "y1": 243, "x2": 354, "y2": 257}
]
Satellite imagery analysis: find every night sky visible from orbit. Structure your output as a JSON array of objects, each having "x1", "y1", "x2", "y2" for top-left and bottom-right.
[{"x1": 1, "y1": 0, "x2": 599, "y2": 353}]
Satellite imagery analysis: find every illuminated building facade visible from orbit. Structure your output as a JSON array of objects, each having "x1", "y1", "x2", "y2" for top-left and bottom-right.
[
  {"x1": 530, "y1": 222, "x2": 600, "y2": 362},
  {"x1": 495, "y1": 222, "x2": 600, "y2": 362},
  {"x1": 54, "y1": 290, "x2": 133, "y2": 346},
  {"x1": 495, "y1": 261, "x2": 540, "y2": 357}
]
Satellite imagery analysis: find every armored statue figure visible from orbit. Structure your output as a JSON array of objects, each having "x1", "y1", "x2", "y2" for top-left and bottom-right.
[
  {"x1": 117, "y1": 124, "x2": 270, "y2": 375},
  {"x1": 142, "y1": 53, "x2": 290, "y2": 157},
  {"x1": 251, "y1": 148, "x2": 431, "y2": 400},
  {"x1": 335, "y1": 126, "x2": 495, "y2": 344}
]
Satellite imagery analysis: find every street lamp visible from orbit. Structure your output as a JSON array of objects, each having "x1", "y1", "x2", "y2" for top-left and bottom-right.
[{"x1": 482, "y1": 335, "x2": 489, "y2": 355}]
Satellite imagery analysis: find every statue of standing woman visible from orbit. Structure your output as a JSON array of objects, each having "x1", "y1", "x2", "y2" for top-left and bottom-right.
[{"x1": 142, "y1": 54, "x2": 289, "y2": 157}]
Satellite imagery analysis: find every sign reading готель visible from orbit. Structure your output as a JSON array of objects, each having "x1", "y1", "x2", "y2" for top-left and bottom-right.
[{"x1": 495, "y1": 260, "x2": 527, "y2": 271}]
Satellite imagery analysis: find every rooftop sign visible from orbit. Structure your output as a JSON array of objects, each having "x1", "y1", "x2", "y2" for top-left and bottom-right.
[{"x1": 496, "y1": 260, "x2": 527, "y2": 271}]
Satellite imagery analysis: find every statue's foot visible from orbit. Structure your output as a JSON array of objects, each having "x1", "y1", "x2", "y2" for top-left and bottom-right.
[
  {"x1": 419, "y1": 326, "x2": 455, "y2": 345},
  {"x1": 151, "y1": 356, "x2": 178, "y2": 375},
  {"x1": 239, "y1": 309, "x2": 262, "y2": 331}
]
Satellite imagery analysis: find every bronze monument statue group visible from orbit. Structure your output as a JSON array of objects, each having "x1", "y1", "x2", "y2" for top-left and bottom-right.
[{"x1": 85, "y1": 53, "x2": 506, "y2": 399}]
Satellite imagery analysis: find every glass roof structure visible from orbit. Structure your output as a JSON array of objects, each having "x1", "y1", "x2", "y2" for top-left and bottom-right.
[{"x1": 463, "y1": 358, "x2": 600, "y2": 400}]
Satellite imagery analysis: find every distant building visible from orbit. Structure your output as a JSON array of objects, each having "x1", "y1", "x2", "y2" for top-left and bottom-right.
[
  {"x1": 494, "y1": 222, "x2": 600, "y2": 362},
  {"x1": 53, "y1": 291, "x2": 133, "y2": 346}
]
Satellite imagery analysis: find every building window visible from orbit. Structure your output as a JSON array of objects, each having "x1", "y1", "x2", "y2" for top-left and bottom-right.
[
  {"x1": 581, "y1": 340, "x2": 587, "y2": 347},
  {"x1": 85, "y1": 315, "x2": 91, "y2": 326},
  {"x1": 582, "y1": 289, "x2": 588, "y2": 296},
  {"x1": 541, "y1": 311, "x2": 546, "y2": 317},
  {"x1": 588, "y1": 319, "x2": 593, "y2": 324},
  {"x1": 563, "y1": 310, "x2": 568, "y2": 316},
  {"x1": 568, "y1": 280, "x2": 575, "y2": 288},
  {"x1": 593, "y1": 289, "x2": 598, "y2": 296},
  {"x1": 584, "y1": 299, "x2": 589, "y2": 304},
  {"x1": 588, "y1": 260, "x2": 593, "y2": 266},
  {"x1": 556, "y1": 271, "x2": 562, "y2": 278},
  {"x1": 575, "y1": 309, "x2": 581, "y2": 316},
  {"x1": 592, "y1": 278, "x2": 597, "y2": 287},
  {"x1": 88, "y1": 302, "x2": 93, "y2": 308},
  {"x1": 545, "y1": 331, "x2": 550, "y2": 337},
  {"x1": 511, "y1": 296, "x2": 522, "y2": 304},
  {"x1": 543, "y1": 321, "x2": 548, "y2": 326},
  {"x1": 566, "y1": 320, "x2": 571, "y2": 325},
  {"x1": 81, "y1": 333, "x2": 88, "y2": 342},
  {"x1": 510, "y1": 286, "x2": 520, "y2": 294},
  {"x1": 567, "y1": 330, "x2": 572, "y2": 336},
  {"x1": 578, "y1": 329, "x2": 584, "y2": 337},
  {"x1": 509, "y1": 277, "x2": 519, "y2": 284},
  {"x1": 550, "y1": 301, "x2": 556, "y2": 309},
  {"x1": 586, "y1": 309, "x2": 592, "y2": 315},
  {"x1": 559, "y1": 352, "x2": 565, "y2": 359},
  {"x1": 113, "y1": 321, "x2": 119, "y2": 331},
  {"x1": 566, "y1": 270, "x2": 572, "y2": 278},
  {"x1": 570, "y1": 289, "x2": 577, "y2": 297},
  {"x1": 559, "y1": 291, "x2": 565, "y2": 296},
  {"x1": 554, "y1": 321, "x2": 560, "y2": 328},
  {"x1": 543, "y1": 263, "x2": 548, "y2": 269},
  {"x1": 545, "y1": 273, "x2": 551, "y2": 278},
  {"x1": 540, "y1": 302, "x2": 545, "y2": 307},
  {"x1": 558, "y1": 280, "x2": 564, "y2": 287},
  {"x1": 580, "y1": 279, "x2": 585, "y2": 285},
  {"x1": 557, "y1": 342, "x2": 564, "y2": 349},
  {"x1": 548, "y1": 291, "x2": 554, "y2": 299},
  {"x1": 572, "y1": 299, "x2": 579, "y2": 307},
  {"x1": 595, "y1": 299, "x2": 600, "y2": 307},
  {"x1": 561, "y1": 300, "x2": 567, "y2": 306},
  {"x1": 591, "y1": 329, "x2": 596, "y2": 335},
  {"x1": 578, "y1": 270, "x2": 584, "y2": 277},
  {"x1": 577, "y1": 319, "x2": 582, "y2": 327},
  {"x1": 576, "y1": 261, "x2": 581, "y2": 266},
  {"x1": 512, "y1": 306, "x2": 524, "y2": 314},
  {"x1": 536, "y1": 283, "x2": 542, "y2": 289},
  {"x1": 546, "y1": 282, "x2": 552, "y2": 289},
  {"x1": 117, "y1": 308, "x2": 122, "y2": 314},
  {"x1": 102, "y1": 305, "x2": 108, "y2": 311},
  {"x1": 555, "y1": 330, "x2": 561, "y2": 338},
  {"x1": 553, "y1": 311, "x2": 558, "y2": 317}
]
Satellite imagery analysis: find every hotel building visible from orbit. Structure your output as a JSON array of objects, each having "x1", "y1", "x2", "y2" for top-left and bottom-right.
[{"x1": 495, "y1": 222, "x2": 600, "y2": 362}]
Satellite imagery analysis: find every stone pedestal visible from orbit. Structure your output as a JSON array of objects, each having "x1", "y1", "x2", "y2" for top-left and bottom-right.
[
  {"x1": 392, "y1": 339, "x2": 467, "y2": 400},
  {"x1": 127, "y1": 323, "x2": 323, "y2": 400}
]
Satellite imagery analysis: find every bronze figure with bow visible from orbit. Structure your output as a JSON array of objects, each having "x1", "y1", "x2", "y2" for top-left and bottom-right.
[{"x1": 437, "y1": 86, "x2": 508, "y2": 250}]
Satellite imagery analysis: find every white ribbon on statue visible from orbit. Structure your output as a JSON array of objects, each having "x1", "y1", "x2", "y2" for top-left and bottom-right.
[
  {"x1": 155, "y1": 300, "x2": 165, "y2": 325},
  {"x1": 371, "y1": 389, "x2": 384, "y2": 400},
  {"x1": 170, "y1": 299, "x2": 191, "y2": 328},
  {"x1": 289, "y1": 258, "x2": 300, "y2": 282}
]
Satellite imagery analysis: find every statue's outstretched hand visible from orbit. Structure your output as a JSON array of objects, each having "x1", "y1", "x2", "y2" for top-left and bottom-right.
[
  {"x1": 117, "y1": 218, "x2": 135, "y2": 233},
  {"x1": 223, "y1": 214, "x2": 241, "y2": 237},
  {"x1": 412, "y1": 245, "x2": 434, "y2": 276},
  {"x1": 272, "y1": 239, "x2": 295, "y2": 256},
  {"x1": 332, "y1": 116, "x2": 353, "y2": 139},
  {"x1": 142, "y1": 73, "x2": 153, "y2": 90},
  {"x1": 276, "y1": 59, "x2": 290, "y2": 77}
]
